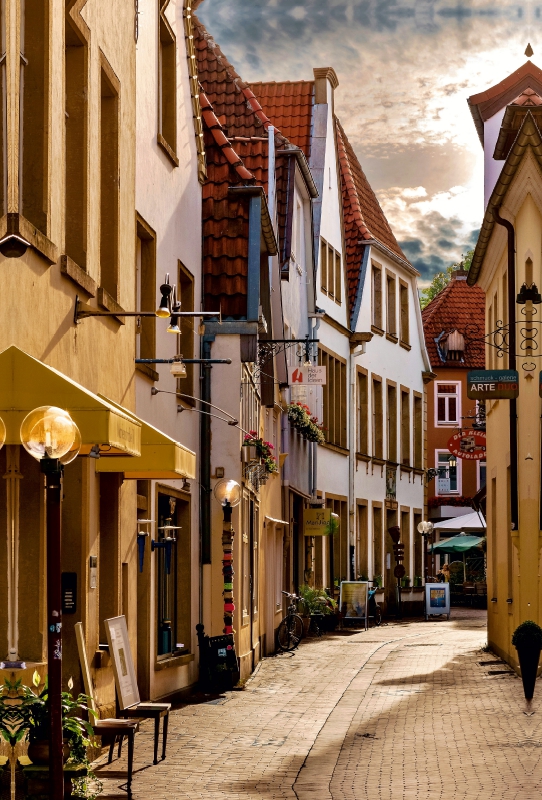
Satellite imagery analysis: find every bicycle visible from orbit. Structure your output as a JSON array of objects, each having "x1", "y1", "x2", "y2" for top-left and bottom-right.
[{"x1": 276, "y1": 591, "x2": 304, "y2": 652}]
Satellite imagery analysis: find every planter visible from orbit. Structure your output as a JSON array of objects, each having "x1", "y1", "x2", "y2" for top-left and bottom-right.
[
  {"x1": 27, "y1": 739, "x2": 71, "y2": 765},
  {"x1": 516, "y1": 644, "x2": 541, "y2": 701}
]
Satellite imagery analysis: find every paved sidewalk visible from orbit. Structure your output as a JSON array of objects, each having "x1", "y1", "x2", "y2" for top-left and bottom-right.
[{"x1": 96, "y1": 610, "x2": 541, "y2": 799}]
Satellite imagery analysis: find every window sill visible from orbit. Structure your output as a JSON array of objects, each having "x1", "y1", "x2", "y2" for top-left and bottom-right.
[
  {"x1": 436, "y1": 422, "x2": 458, "y2": 428},
  {"x1": 400, "y1": 340, "x2": 411, "y2": 351},
  {"x1": 372, "y1": 457, "x2": 386, "y2": 466},
  {"x1": 157, "y1": 134, "x2": 179, "y2": 167},
  {"x1": 320, "y1": 442, "x2": 349, "y2": 456},
  {"x1": 154, "y1": 652, "x2": 194, "y2": 672},
  {"x1": 98, "y1": 287, "x2": 125, "y2": 324},
  {"x1": 371, "y1": 325, "x2": 384, "y2": 336},
  {"x1": 356, "y1": 453, "x2": 371, "y2": 463},
  {"x1": 400, "y1": 465, "x2": 413, "y2": 473},
  {"x1": 136, "y1": 363, "x2": 159, "y2": 382},
  {"x1": 0, "y1": 213, "x2": 58, "y2": 265},
  {"x1": 386, "y1": 333, "x2": 398, "y2": 344},
  {"x1": 413, "y1": 467, "x2": 425, "y2": 475},
  {"x1": 60, "y1": 255, "x2": 96, "y2": 297}
]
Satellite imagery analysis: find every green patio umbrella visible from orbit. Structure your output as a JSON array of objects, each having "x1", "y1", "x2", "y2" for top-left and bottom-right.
[{"x1": 429, "y1": 534, "x2": 485, "y2": 582}]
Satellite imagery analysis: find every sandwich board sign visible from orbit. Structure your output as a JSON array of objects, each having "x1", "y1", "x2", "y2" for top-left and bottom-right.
[
  {"x1": 467, "y1": 370, "x2": 519, "y2": 400},
  {"x1": 339, "y1": 581, "x2": 368, "y2": 629},
  {"x1": 105, "y1": 615, "x2": 140, "y2": 710},
  {"x1": 424, "y1": 583, "x2": 450, "y2": 620}
]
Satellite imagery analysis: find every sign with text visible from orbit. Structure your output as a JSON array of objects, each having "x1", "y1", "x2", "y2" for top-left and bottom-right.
[
  {"x1": 105, "y1": 615, "x2": 140, "y2": 710},
  {"x1": 304, "y1": 507, "x2": 332, "y2": 536},
  {"x1": 339, "y1": 581, "x2": 368, "y2": 629},
  {"x1": 288, "y1": 366, "x2": 326, "y2": 385},
  {"x1": 447, "y1": 430, "x2": 486, "y2": 461},
  {"x1": 467, "y1": 370, "x2": 519, "y2": 400},
  {"x1": 424, "y1": 583, "x2": 450, "y2": 619}
]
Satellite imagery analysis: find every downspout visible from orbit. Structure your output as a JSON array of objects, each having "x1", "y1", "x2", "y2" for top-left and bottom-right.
[
  {"x1": 200, "y1": 333, "x2": 214, "y2": 572},
  {"x1": 267, "y1": 126, "x2": 275, "y2": 292},
  {"x1": 492, "y1": 207, "x2": 518, "y2": 531}
]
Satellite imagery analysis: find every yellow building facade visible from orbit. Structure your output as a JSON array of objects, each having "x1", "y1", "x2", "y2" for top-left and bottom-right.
[{"x1": 468, "y1": 62, "x2": 542, "y2": 667}]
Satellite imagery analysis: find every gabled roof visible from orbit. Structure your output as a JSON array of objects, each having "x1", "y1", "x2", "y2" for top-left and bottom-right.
[
  {"x1": 468, "y1": 111, "x2": 542, "y2": 286},
  {"x1": 249, "y1": 81, "x2": 314, "y2": 156},
  {"x1": 468, "y1": 60, "x2": 542, "y2": 145},
  {"x1": 335, "y1": 117, "x2": 413, "y2": 323},
  {"x1": 422, "y1": 272, "x2": 485, "y2": 369}
]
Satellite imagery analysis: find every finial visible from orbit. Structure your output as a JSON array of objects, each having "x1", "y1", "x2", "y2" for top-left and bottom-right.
[{"x1": 526, "y1": 43, "x2": 534, "y2": 58}]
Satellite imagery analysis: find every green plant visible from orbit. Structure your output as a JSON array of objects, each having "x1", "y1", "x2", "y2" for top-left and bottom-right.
[
  {"x1": 243, "y1": 432, "x2": 278, "y2": 473},
  {"x1": 0, "y1": 673, "x2": 102, "y2": 798},
  {"x1": 298, "y1": 585, "x2": 336, "y2": 616},
  {"x1": 286, "y1": 403, "x2": 325, "y2": 443},
  {"x1": 323, "y1": 515, "x2": 339, "y2": 537},
  {"x1": 414, "y1": 576, "x2": 422, "y2": 587},
  {"x1": 373, "y1": 575, "x2": 382, "y2": 588},
  {"x1": 400, "y1": 576, "x2": 410, "y2": 588},
  {"x1": 512, "y1": 621, "x2": 542, "y2": 649}
]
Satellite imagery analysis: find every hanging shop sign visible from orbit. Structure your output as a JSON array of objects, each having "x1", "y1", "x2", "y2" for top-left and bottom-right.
[
  {"x1": 288, "y1": 366, "x2": 327, "y2": 385},
  {"x1": 447, "y1": 430, "x2": 486, "y2": 461},
  {"x1": 304, "y1": 507, "x2": 332, "y2": 536},
  {"x1": 467, "y1": 370, "x2": 519, "y2": 400}
]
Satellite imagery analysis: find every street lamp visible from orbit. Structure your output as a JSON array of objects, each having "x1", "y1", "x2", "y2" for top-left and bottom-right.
[
  {"x1": 21, "y1": 406, "x2": 80, "y2": 800},
  {"x1": 214, "y1": 479, "x2": 241, "y2": 637},
  {"x1": 417, "y1": 520, "x2": 434, "y2": 582}
]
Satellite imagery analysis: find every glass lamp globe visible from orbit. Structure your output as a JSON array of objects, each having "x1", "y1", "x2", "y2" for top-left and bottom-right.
[
  {"x1": 0, "y1": 416, "x2": 6, "y2": 451},
  {"x1": 20, "y1": 406, "x2": 79, "y2": 461},
  {"x1": 213, "y1": 479, "x2": 241, "y2": 508},
  {"x1": 417, "y1": 520, "x2": 434, "y2": 535},
  {"x1": 59, "y1": 423, "x2": 81, "y2": 465}
]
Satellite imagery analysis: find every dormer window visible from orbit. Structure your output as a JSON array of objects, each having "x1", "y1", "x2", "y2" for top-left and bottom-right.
[{"x1": 442, "y1": 329, "x2": 465, "y2": 362}]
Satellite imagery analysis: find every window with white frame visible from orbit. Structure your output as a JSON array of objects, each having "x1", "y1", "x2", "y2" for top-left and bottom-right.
[
  {"x1": 477, "y1": 460, "x2": 486, "y2": 492},
  {"x1": 435, "y1": 382, "x2": 460, "y2": 425},
  {"x1": 435, "y1": 450, "x2": 461, "y2": 495}
]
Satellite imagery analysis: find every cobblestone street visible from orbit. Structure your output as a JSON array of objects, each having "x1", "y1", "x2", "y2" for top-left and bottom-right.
[{"x1": 97, "y1": 610, "x2": 541, "y2": 800}]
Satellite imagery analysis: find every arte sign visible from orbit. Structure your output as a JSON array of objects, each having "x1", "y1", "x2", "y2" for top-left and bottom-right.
[
  {"x1": 304, "y1": 507, "x2": 332, "y2": 536},
  {"x1": 467, "y1": 370, "x2": 519, "y2": 400},
  {"x1": 447, "y1": 430, "x2": 486, "y2": 461},
  {"x1": 288, "y1": 366, "x2": 326, "y2": 385}
]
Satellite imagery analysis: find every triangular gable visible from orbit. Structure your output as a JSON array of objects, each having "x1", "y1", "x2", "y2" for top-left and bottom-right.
[{"x1": 469, "y1": 111, "x2": 542, "y2": 285}]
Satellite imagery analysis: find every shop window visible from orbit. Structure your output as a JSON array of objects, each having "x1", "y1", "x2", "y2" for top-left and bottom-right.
[
  {"x1": 372, "y1": 265, "x2": 382, "y2": 330},
  {"x1": 158, "y1": 1, "x2": 177, "y2": 161},
  {"x1": 356, "y1": 369, "x2": 368, "y2": 454},
  {"x1": 399, "y1": 280, "x2": 409, "y2": 345},
  {"x1": 401, "y1": 389, "x2": 410, "y2": 466},
  {"x1": 21, "y1": 0, "x2": 49, "y2": 233},
  {"x1": 177, "y1": 263, "x2": 195, "y2": 402},
  {"x1": 387, "y1": 383, "x2": 397, "y2": 463},
  {"x1": 372, "y1": 377, "x2": 383, "y2": 459},
  {"x1": 319, "y1": 347, "x2": 347, "y2": 448},
  {"x1": 135, "y1": 215, "x2": 157, "y2": 361},
  {"x1": 65, "y1": 16, "x2": 88, "y2": 268},
  {"x1": 100, "y1": 65, "x2": 119, "y2": 300},
  {"x1": 435, "y1": 382, "x2": 460, "y2": 425},
  {"x1": 156, "y1": 492, "x2": 190, "y2": 658},
  {"x1": 413, "y1": 393, "x2": 423, "y2": 469},
  {"x1": 386, "y1": 273, "x2": 397, "y2": 337}
]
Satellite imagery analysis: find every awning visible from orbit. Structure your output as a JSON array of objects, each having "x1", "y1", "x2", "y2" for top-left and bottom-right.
[
  {"x1": 95, "y1": 397, "x2": 196, "y2": 480},
  {"x1": 433, "y1": 511, "x2": 486, "y2": 532},
  {"x1": 0, "y1": 346, "x2": 141, "y2": 456},
  {"x1": 430, "y1": 534, "x2": 485, "y2": 554}
]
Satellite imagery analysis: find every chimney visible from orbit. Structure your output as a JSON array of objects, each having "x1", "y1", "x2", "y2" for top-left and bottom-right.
[{"x1": 313, "y1": 67, "x2": 339, "y2": 111}]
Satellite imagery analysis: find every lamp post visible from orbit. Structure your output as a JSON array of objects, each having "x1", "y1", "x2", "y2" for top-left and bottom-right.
[
  {"x1": 417, "y1": 520, "x2": 434, "y2": 582},
  {"x1": 213, "y1": 480, "x2": 241, "y2": 636},
  {"x1": 20, "y1": 407, "x2": 80, "y2": 800}
]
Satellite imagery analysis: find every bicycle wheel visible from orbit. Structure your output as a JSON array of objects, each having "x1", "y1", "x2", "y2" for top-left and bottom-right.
[
  {"x1": 374, "y1": 606, "x2": 382, "y2": 627},
  {"x1": 277, "y1": 614, "x2": 304, "y2": 651}
]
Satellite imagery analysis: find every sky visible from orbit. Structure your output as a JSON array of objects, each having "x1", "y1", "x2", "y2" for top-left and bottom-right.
[{"x1": 197, "y1": 0, "x2": 541, "y2": 286}]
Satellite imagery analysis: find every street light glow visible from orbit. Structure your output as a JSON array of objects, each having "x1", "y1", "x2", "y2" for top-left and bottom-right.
[{"x1": 20, "y1": 406, "x2": 79, "y2": 461}]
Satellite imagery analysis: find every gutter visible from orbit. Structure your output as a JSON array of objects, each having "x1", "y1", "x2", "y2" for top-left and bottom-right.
[
  {"x1": 358, "y1": 238, "x2": 420, "y2": 277},
  {"x1": 276, "y1": 147, "x2": 319, "y2": 199}
]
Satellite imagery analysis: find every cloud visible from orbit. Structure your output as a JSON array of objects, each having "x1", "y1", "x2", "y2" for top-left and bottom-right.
[{"x1": 198, "y1": 0, "x2": 535, "y2": 283}]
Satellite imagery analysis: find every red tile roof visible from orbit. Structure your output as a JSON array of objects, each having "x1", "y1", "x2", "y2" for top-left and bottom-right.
[
  {"x1": 249, "y1": 81, "x2": 314, "y2": 156},
  {"x1": 422, "y1": 272, "x2": 485, "y2": 369},
  {"x1": 335, "y1": 117, "x2": 411, "y2": 320}
]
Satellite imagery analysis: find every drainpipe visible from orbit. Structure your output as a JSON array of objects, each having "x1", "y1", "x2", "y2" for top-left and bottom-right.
[
  {"x1": 492, "y1": 207, "x2": 518, "y2": 531},
  {"x1": 349, "y1": 344, "x2": 366, "y2": 579},
  {"x1": 200, "y1": 331, "x2": 214, "y2": 626},
  {"x1": 267, "y1": 126, "x2": 275, "y2": 293}
]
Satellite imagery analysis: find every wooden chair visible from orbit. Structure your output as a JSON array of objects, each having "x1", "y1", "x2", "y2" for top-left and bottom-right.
[{"x1": 105, "y1": 616, "x2": 171, "y2": 764}]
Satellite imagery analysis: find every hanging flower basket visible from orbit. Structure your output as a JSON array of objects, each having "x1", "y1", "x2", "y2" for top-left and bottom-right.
[
  {"x1": 286, "y1": 403, "x2": 325, "y2": 444},
  {"x1": 242, "y1": 433, "x2": 278, "y2": 474}
]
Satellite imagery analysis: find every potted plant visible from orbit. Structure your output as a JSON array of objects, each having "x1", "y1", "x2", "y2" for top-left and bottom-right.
[
  {"x1": 298, "y1": 585, "x2": 337, "y2": 633},
  {"x1": 400, "y1": 576, "x2": 410, "y2": 589},
  {"x1": 0, "y1": 673, "x2": 101, "y2": 797},
  {"x1": 242, "y1": 433, "x2": 278, "y2": 474},
  {"x1": 373, "y1": 575, "x2": 383, "y2": 589},
  {"x1": 512, "y1": 621, "x2": 542, "y2": 701},
  {"x1": 413, "y1": 576, "x2": 422, "y2": 588},
  {"x1": 286, "y1": 403, "x2": 326, "y2": 443}
]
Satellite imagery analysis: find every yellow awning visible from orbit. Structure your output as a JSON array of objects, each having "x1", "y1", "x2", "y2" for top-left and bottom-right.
[
  {"x1": 0, "y1": 346, "x2": 141, "y2": 456},
  {"x1": 95, "y1": 398, "x2": 196, "y2": 480}
]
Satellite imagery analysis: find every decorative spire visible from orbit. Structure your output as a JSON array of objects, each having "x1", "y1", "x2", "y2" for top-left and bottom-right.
[{"x1": 526, "y1": 43, "x2": 534, "y2": 58}]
